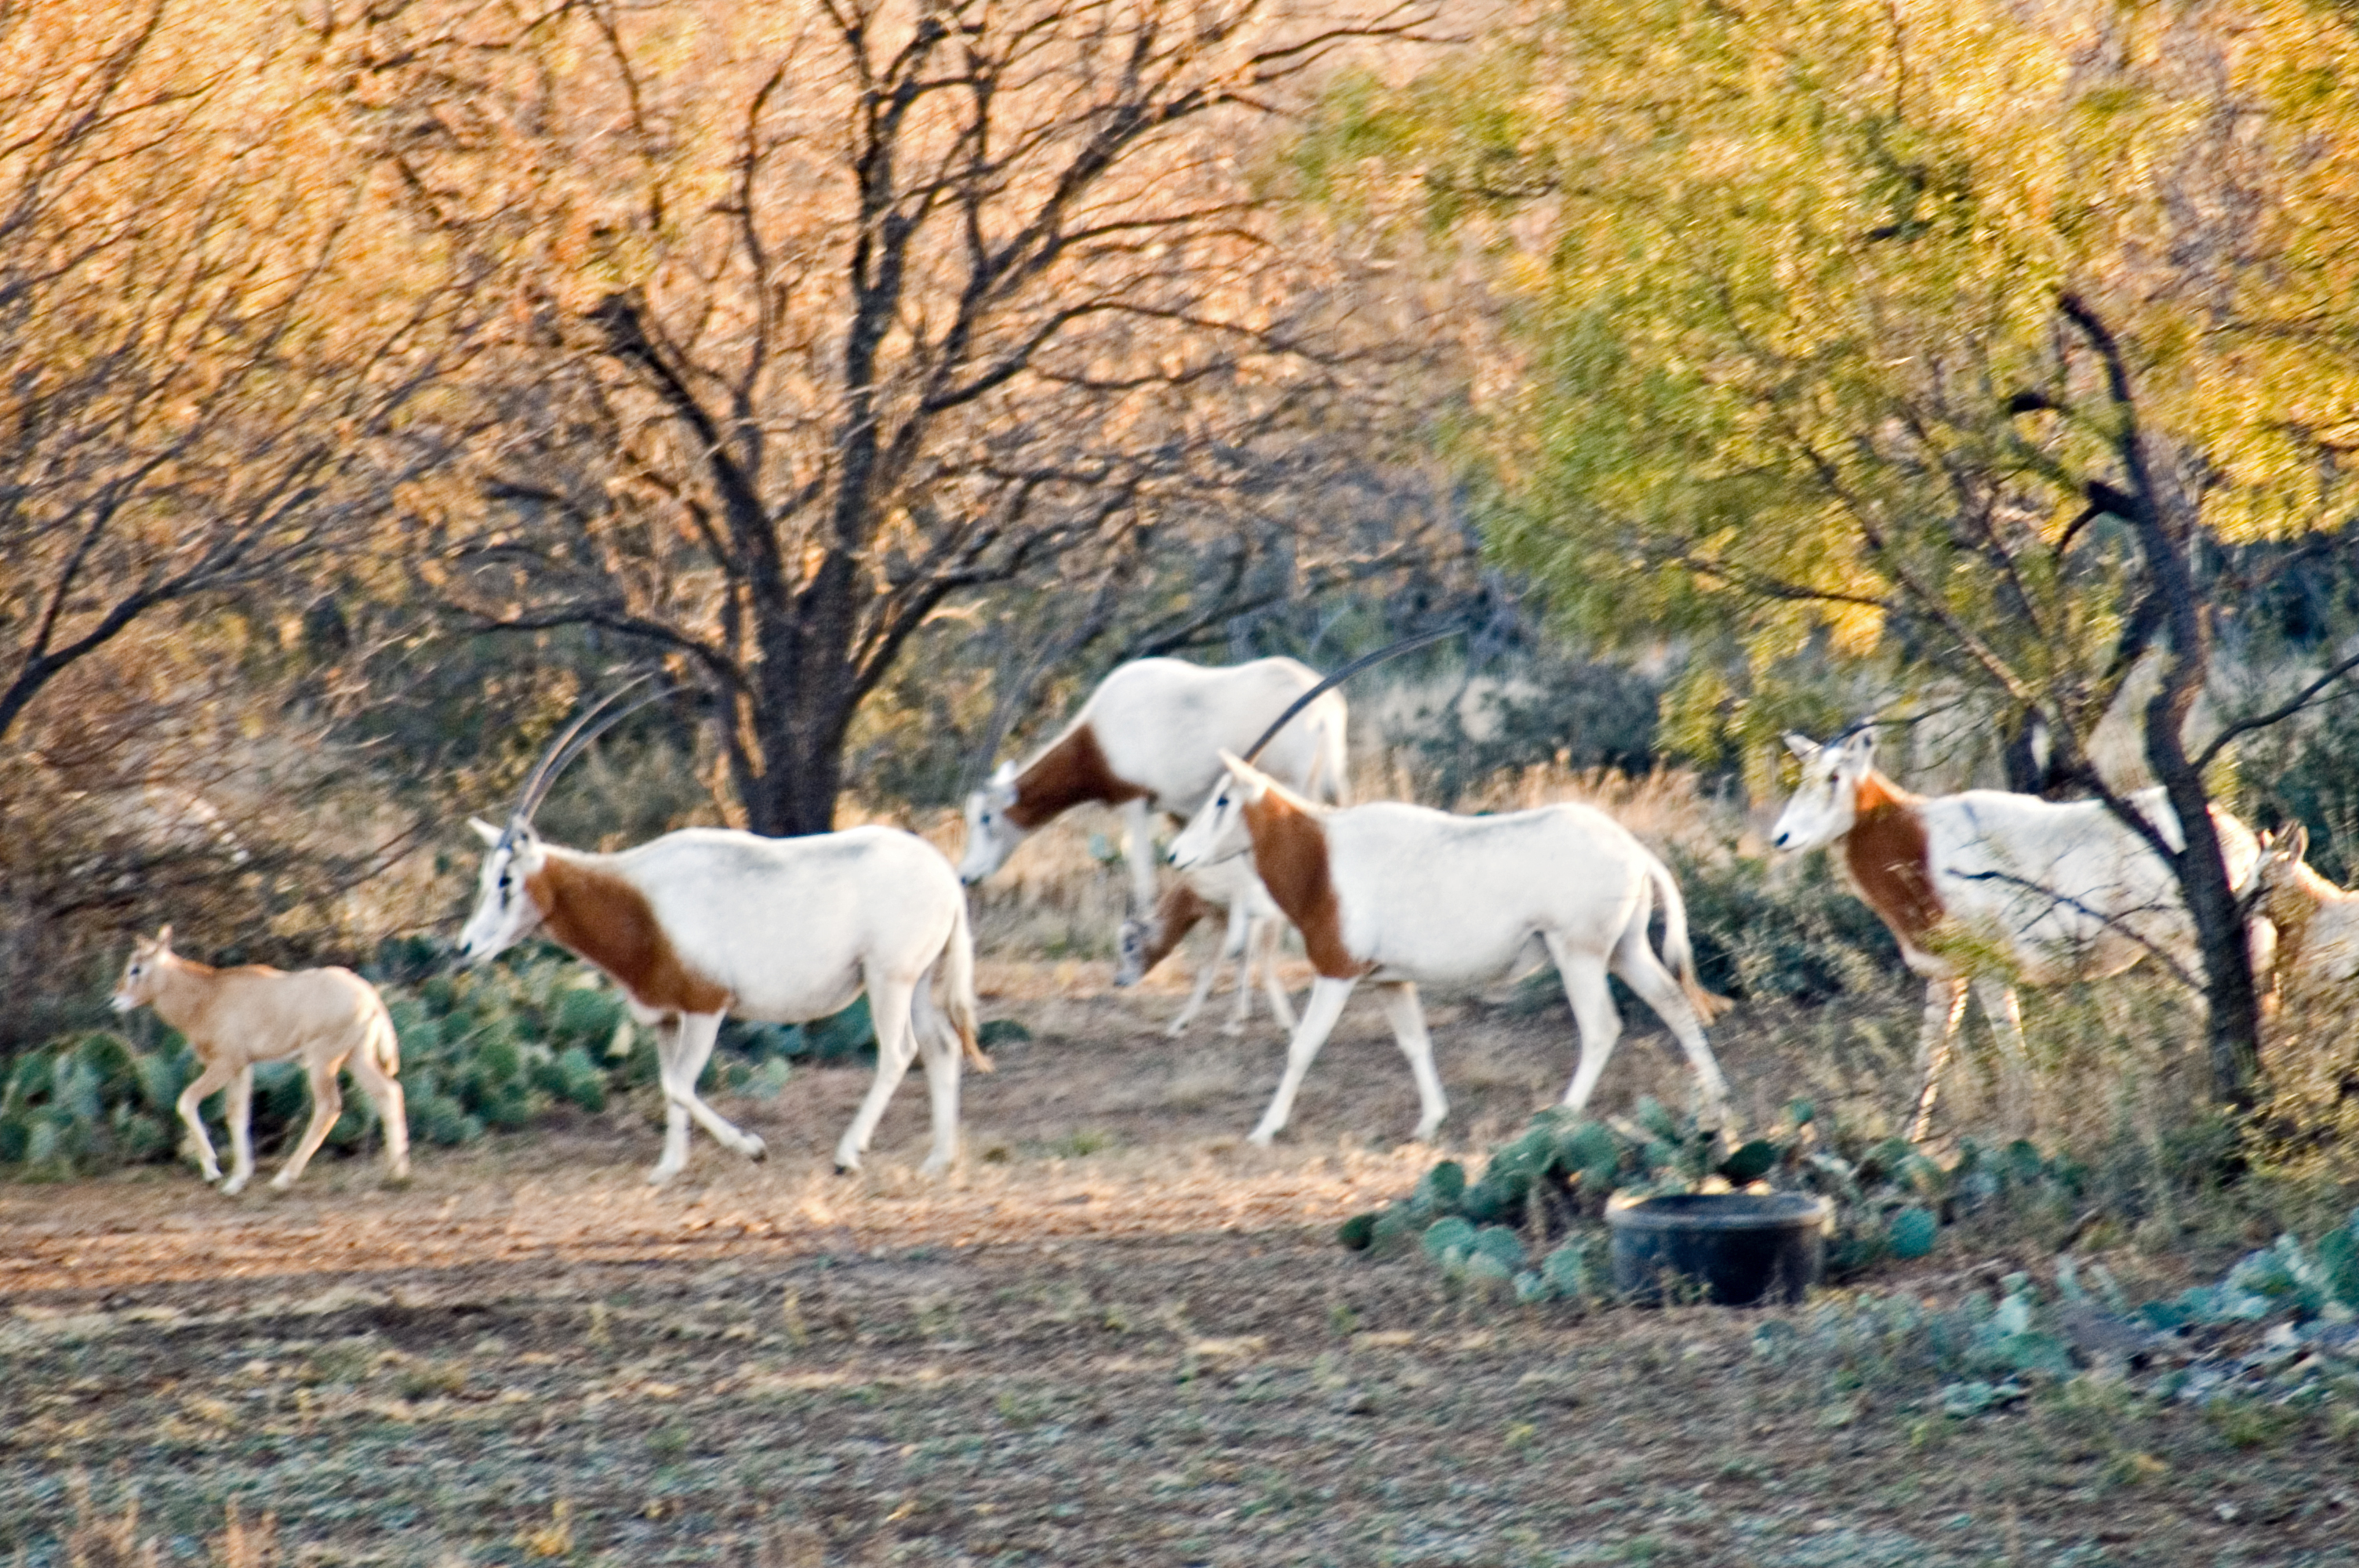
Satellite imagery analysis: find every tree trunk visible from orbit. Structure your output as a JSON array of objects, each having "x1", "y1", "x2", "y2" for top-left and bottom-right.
[
  {"x1": 2059, "y1": 292, "x2": 2263, "y2": 1108},
  {"x1": 728, "y1": 557, "x2": 863, "y2": 838}
]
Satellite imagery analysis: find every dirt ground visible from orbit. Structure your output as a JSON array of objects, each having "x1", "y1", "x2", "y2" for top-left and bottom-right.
[{"x1": 3, "y1": 962, "x2": 2354, "y2": 1566}]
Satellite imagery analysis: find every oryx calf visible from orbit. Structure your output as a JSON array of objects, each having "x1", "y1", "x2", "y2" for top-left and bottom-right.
[
  {"x1": 1114, "y1": 858, "x2": 1299, "y2": 1039},
  {"x1": 459, "y1": 821, "x2": 986, "y2": 1183},
  {"x1": 2243, "y1": 825, "x2": 2359, "y2": 1000},
  {"x1": 960, "y1": 656, "x2": 1350, "y2": 912},
  {"x1": 111, "y1": 927, "x2": 410, "y2": 1195},
  {"x1": 1169, "y1": 752, "x2": 1732, "y2": 1145}
]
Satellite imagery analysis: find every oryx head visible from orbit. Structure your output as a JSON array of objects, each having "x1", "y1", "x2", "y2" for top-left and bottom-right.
[
  {"x1": 111, "y1": 926, "x2": 174, "y2": 1013},
  {"x1": 1768, "y1": 724, "x2": 1879, "y2": 852},
  {"x1": 2245, "y1": 823, "x2": 2311, "y2": 902},
  {"x1": 1112, "y1": 914, "x2": 1154, "y2": 987},
  {"x1": 457, "y1": 815, "x2": 549, "y2": 964},
  {"x1": 456, "y1": 677, "x2": 673, "y2": 964},
  {"x1": 958, "y1": 760, "x2": 1025, "y2": 885},
  {"x1": 1168, "y1": 750, "x2": 1274, "y2": 872}
]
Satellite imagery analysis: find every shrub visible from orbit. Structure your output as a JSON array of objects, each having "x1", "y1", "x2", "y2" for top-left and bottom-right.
[
  {"x1": 1670, "y1": 846, "x2": 1903, "y2": 1004},
  {"x1": 1336, "y1": 1099, "x2": 2106, "y2": 1296}
]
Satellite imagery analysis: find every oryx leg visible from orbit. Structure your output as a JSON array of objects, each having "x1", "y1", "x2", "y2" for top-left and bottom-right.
[
  {"x1": 1372, "y1": 980, "x2": 1448, "y2": 1142},
  {"x1": 345, "y1": 1028, "x2": 409, "y2": 1181},
  {"x1": 910, "y1": 979, "x2": 964, "y2": 1177},
  {"x1": 649, "y1": 1011, "x2": 762, "y2": 1185},
  {"x1": 1219, "y1": 900, "x2": 1261, "y2": 1037},
  {"x1": 1165, "y1": 910, "x2": 1233, "y2": 1037},
  {"x1": 1909, "y1": 975, "x2": 1974, "y2": 1142},
  {"x1": 1551, "y1": 942, "x2": 1624, "y2": 1119},
  {"x1": 1249, "y1": 975, "x2": 1358, "y2": 1146},
  {"x1": 1252, "y1": 913, "x2": 1298, "y2": 1036},
  {"x1": 270, "y1": 1046, "x2": 347, "y2": 1192},
  {"x1": 1608, "y1": 926, "x2": 1732, "y2": 1129},
  {"x1": 1974, "y1": 978, "x2": 2032, "y2": 1131},
  {"x1": 1121, "y1": 797, "x2": 1159, "y2": 915},
  {"x1": 835, "y1": 974, "x2": 924, "y2": 1174},
  {"x1": 174, "y1": 1057, "x2": 238, "y2": 1186},
  {"x1": 220, "y1": 1065, "x2": 258, "y2": 1196}
]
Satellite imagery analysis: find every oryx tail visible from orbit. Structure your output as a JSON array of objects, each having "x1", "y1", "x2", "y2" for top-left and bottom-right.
[
  {"x1": 1642, "y1": 852, "x2": 1731, "y2": 1022},
  {"x1": 938, "y1": 898, "x2": 987, "y2": 1071},
  {"x1": 367, "y1": 998, "x2": 402, "y2": 1077}
]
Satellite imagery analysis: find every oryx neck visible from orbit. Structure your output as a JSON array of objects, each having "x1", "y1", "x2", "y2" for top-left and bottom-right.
[
  {"x1": 1852, "y1": 771, "x2": 1919, "y2": 818},
  {"x1": 1132, "y1": 881, "x2": 1214, "y2": 972},
  {"x1": 522, "y1": 848, "x2": 729, "y2": 1014},
  {"x1": 1840, "y1": 776, "x2": 1942, "y2": 946},
  {"x1": 144, "y1": 952, "x2": 226, "y2": 1030},
  {"x1": 1237, "y1": 792, "x2": 1365, "y2": 980},
  {"x1": 1006, "y1": 724, "x2": 1145, "y2": 829}
]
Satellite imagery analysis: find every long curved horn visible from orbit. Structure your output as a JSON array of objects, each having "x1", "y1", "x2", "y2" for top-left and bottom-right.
[
  {"x1": 500, "y1": 675, "x2": 678, "y2": 845},
  {"x1": 1238, "y1": 626, "x2": 1464, "y2": 766}
]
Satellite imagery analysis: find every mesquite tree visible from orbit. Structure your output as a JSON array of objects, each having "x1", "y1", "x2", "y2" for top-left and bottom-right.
[
  {"x1": 353, "y1": 0, "x2": 1441, "y2": 835},
  {"x1": 0, "y1": 0, "x2": 461, "y2": 751}
]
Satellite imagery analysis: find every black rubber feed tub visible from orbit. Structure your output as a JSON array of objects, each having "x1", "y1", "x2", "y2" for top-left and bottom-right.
[{"x1": 1607, "y1": 1192, "x2": 1830, "y2": 1306}]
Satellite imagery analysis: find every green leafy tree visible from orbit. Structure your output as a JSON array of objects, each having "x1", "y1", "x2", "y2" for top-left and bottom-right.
[{"x1": 1300, "y1": 0, "x2": 2359, "y2": 1102}]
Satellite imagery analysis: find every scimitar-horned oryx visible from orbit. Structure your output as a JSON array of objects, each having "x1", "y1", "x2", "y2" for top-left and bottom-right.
[
  {"x1": 958, "y1": 655, "x2": 1349, "y2": 915},
  {"x1": 1169, "y1": 750, "x2": 1731, "y2": 1147},
  {"x1": 1113, "y1": 856, "x2": 1299, "y2": 1040},
  {"x1": 111, "y1": 926, "x2": 410, "y2": 1196},
  {"x1": 457, "y1": 684, "x2": 985, "y2": 1184},
  {"x1": 1770, "y1": 724, "x2": 2263, "y2": 1138}
]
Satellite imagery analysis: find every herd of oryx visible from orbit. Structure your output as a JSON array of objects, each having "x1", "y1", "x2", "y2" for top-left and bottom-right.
[{"x1": 107, "y1": 650, "x2": 2356, "y2": 1199}]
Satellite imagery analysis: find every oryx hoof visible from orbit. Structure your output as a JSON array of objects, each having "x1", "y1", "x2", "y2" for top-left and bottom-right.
[
  {"x1": 220, "y1": 1177, "x2": 251, "y2": 1197},
  {"x1": 1220, "y1": 1022, "x2": 1247, "y2": 1039},
  {"x1": 645, "y1": 1165, "x2": 682, "y2": 1188},
  {"x1": 743, "y1": 1136, "x2": 769, "y2": 1163},
  {"x1": 1246, "y1": 1129, "x2": 1278, "y2": 1149}
]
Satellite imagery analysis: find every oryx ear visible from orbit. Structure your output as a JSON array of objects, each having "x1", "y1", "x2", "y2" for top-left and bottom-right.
[
  {"x1": 152, "y1": 924, "x2": 173, "y2": 950},
  {"x1": 468, "y1": 817, "x2": 504, "y2": 847},
  {"x1": 2277, "y1": 822, "x2": 2310, "y2": 863},
  {"x1": 1836, "y1": 725, "x2": 1877, "y2": 768},
  {"x1": 990, "y1": 760, "x2": 1016, "y2": 786},
  {"x1": 1783, "y1": 733, "x2": 1821, "y2": 760},
  {"x1": 1216, "y1": 750, "x2": 1272, "y2": 804}
]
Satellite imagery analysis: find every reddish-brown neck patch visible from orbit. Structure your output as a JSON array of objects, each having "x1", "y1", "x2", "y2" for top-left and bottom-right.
[
  {"x1": 1240, "y1": 794, "x2": 1366, "y2": 979},
  {"x1": 1133, "y1": 881, "x2": 1213, "y2": 974},
  {"x1": 529, "y1": 855, "x2": 729, "y2": 1014},
  {"x1": 1842, "y1": 772, "x2": 1943, "y2": 947},
  {"x1": 1005, "y1": 724, "x2": 1145, "y2": 829}
]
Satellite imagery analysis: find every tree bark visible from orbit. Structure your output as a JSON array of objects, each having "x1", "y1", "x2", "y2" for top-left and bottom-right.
[{"x1": 2059, "y1": 293, "x2": 2263, "y2": 1108}]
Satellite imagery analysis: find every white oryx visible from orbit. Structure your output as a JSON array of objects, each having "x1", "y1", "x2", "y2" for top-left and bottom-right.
[
  {"x1": 1114, "y1": 858, "x2": 1299, "y2": 1039},
  {"x1": 959, "y1": 656, "x2": 1350, "y2": 913},
  {"x1": 1168, "y1": 750, "x2": 1732, "y2": 1145},
  {"x1": 458, "y1": 690, "x2": 985, "y2": 1184},
  {"x1": 2242, "y1": 825, "x2": 2359, "y2": 1000},
  {"x1": 1769, "y1": 727, "x2": 2264, "y2": 1137},
  {"x1": 111, "y1": 927, "x2": 410, "y2": 1196}
]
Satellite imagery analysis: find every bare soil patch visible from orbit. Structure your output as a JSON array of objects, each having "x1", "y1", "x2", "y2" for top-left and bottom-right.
[{"x1": 3, "y1": 968, "x2": 2352, "y2": 1565}]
